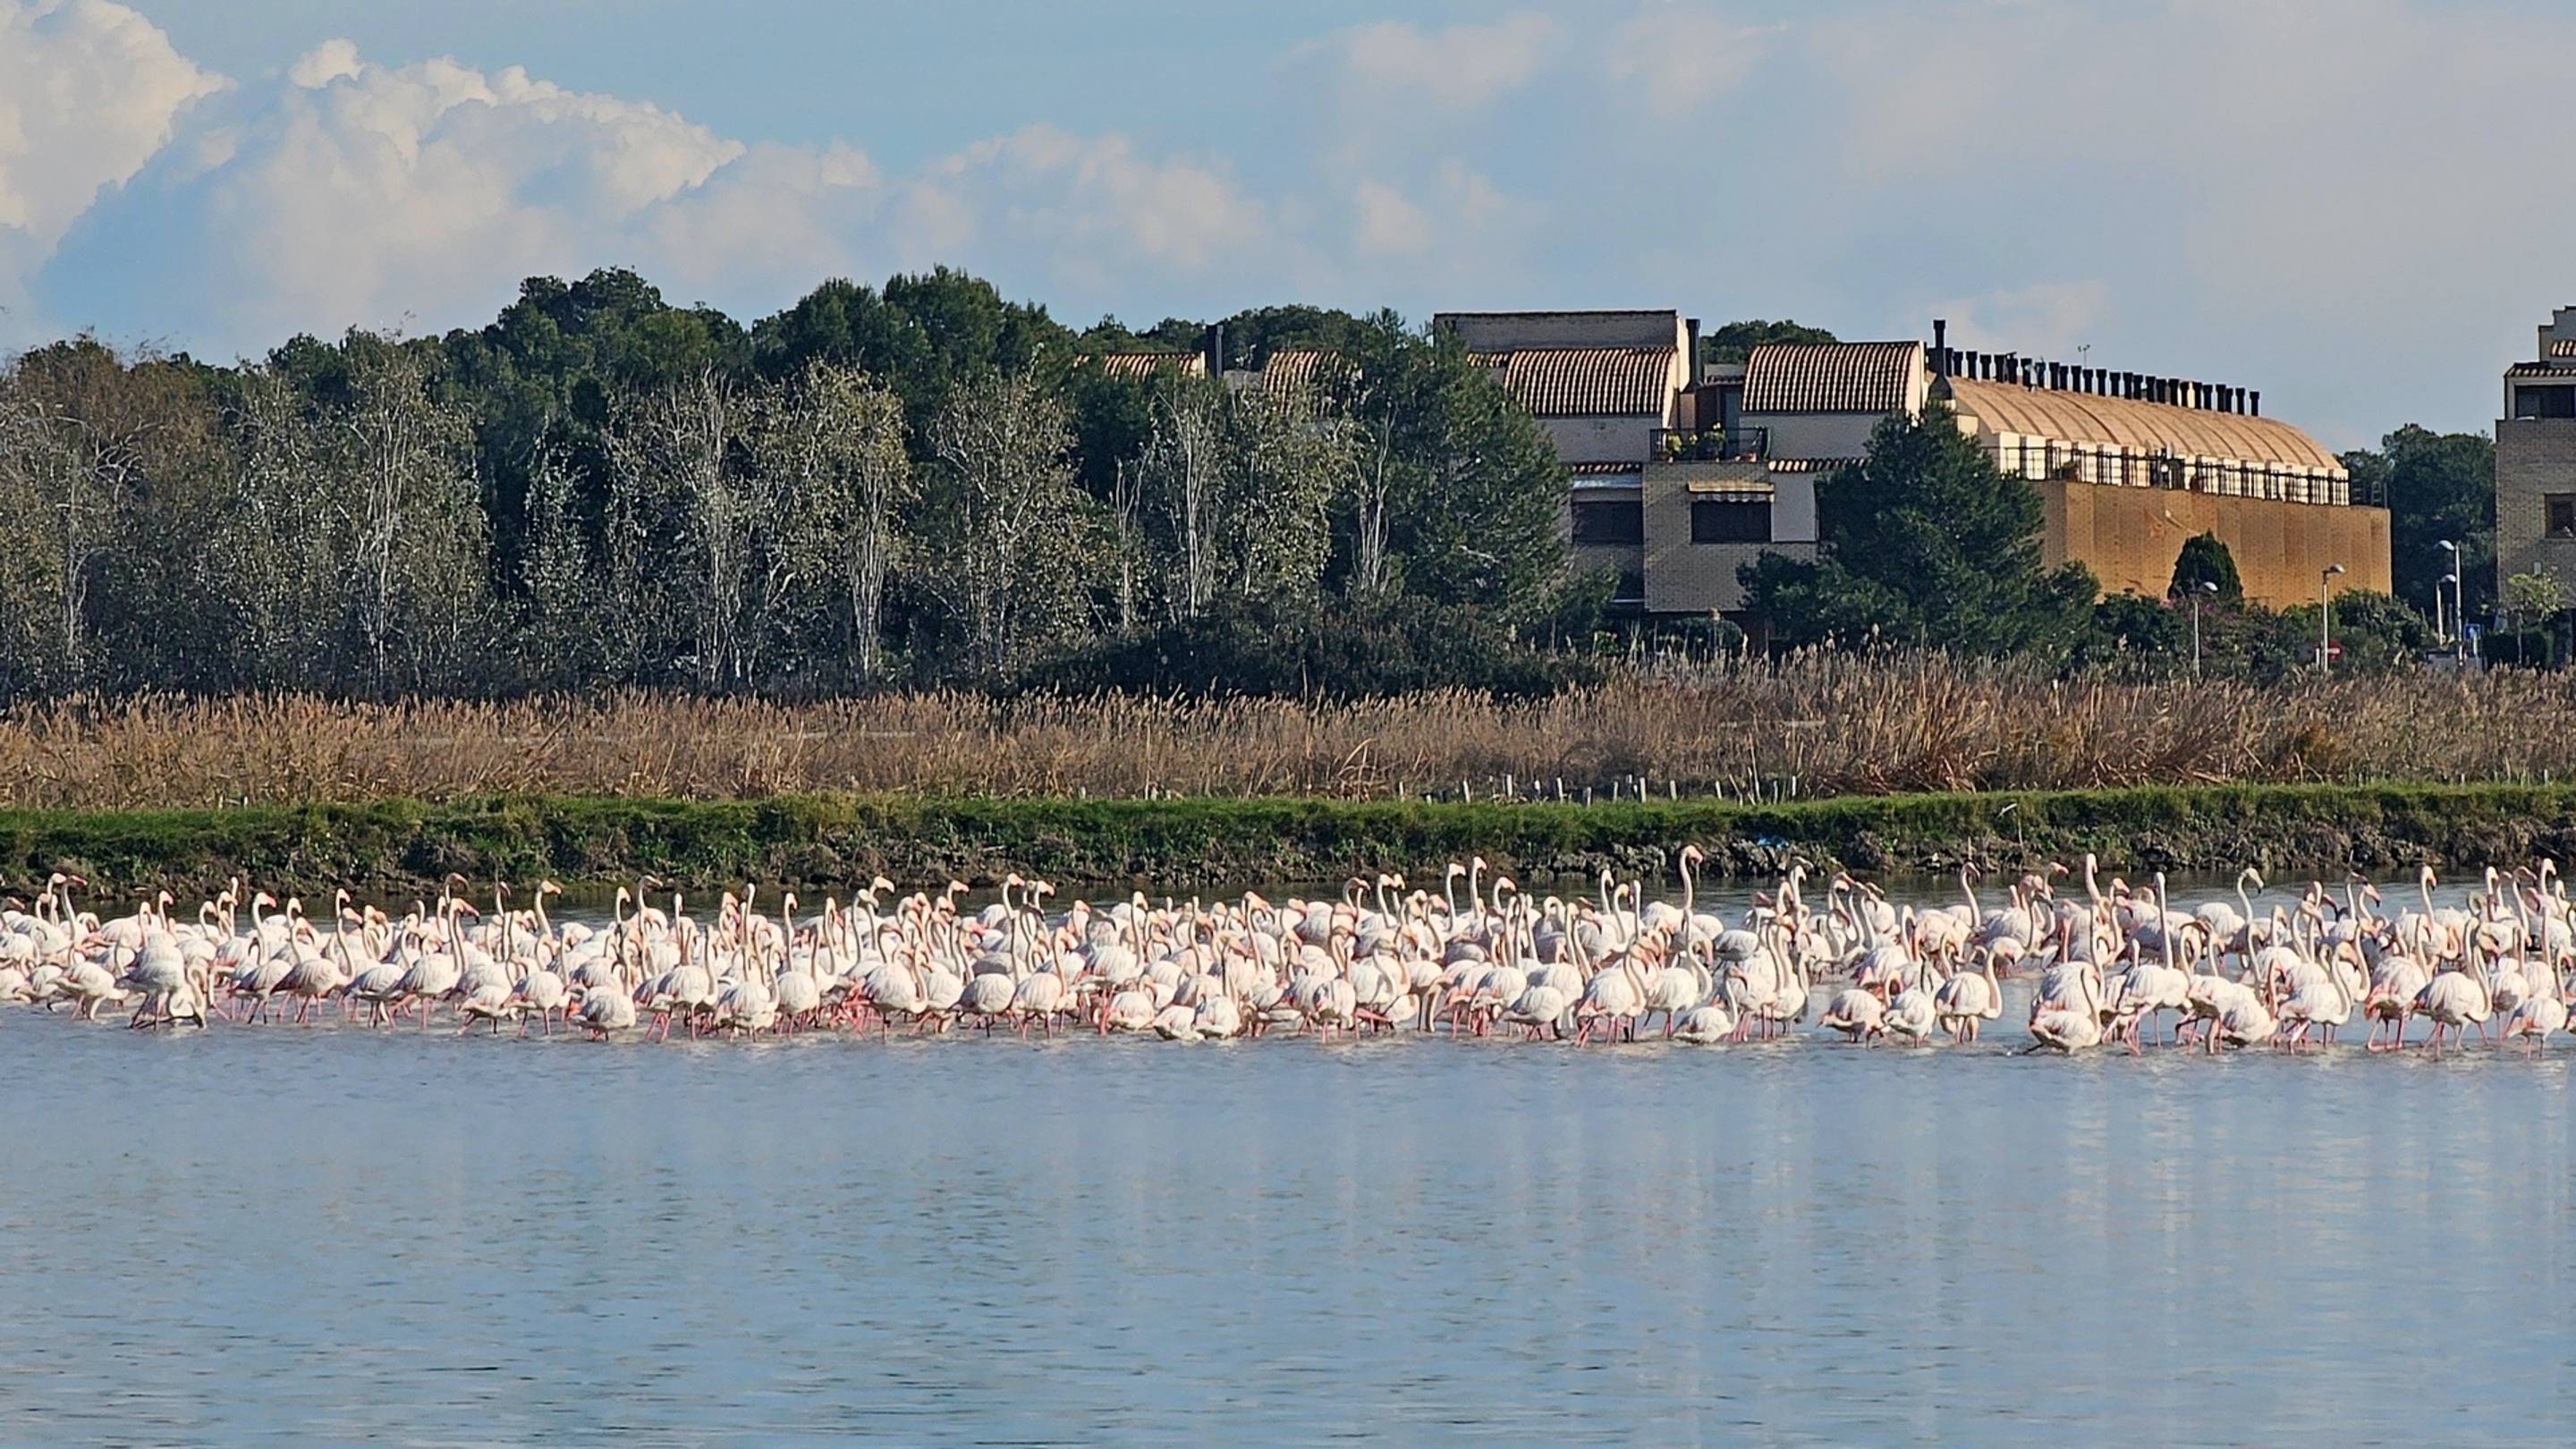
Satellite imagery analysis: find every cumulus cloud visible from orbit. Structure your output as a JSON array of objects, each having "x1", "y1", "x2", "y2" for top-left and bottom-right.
[
  {"x1": 911, "y1": 125, "x2": 1259, "y2": 275},
  {"x1": 1934, "y1": 281, "x2": 2115, "y2": 360},
  {"x1": 37, "y1": 38, "x2": 1274, "y2": 352},
  {"x1": 1601, "y1": 4, "x2": 1775, "y2": 115},
  {"x1": 1314, "y1": 13, "x2": 1562, "y2": 111},
  {"x1": 1352, "y1": 180, "x2": 1432, "y2": 257},
  {"x1": 0, "y1": 0, "x2": 223, "y2": 334}
]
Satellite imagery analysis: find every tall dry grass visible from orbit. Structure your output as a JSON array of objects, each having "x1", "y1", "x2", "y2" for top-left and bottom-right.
[{"x1": 3, "y1": 656, "x2": 2573, "y2": 809}]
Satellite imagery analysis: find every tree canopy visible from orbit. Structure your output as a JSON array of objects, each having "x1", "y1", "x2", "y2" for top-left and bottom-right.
[
  {"x1": 1702, "y1": 319, "x2": 1838, "y2": 366},
  {"x1": 0, "y1": 268, "x2": 1578, "y2": 700}
]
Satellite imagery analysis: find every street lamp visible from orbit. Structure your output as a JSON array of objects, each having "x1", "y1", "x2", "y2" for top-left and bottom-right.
[
  {"x1": 2319, "y1": 563, "x2": 2347, "y2": 673},
  {"x1": 2439, "y1": 539, "x2": 2463, "y2": 652},
  {"x1": 2190, "y1": 579, "x2": 2217, "y2": 675}
]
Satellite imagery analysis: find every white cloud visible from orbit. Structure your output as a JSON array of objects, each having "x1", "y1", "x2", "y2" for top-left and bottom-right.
[
  {"x1": 903, "y1": 124, "x2": 1264, "y2": 284},
  {"x1": 1933, "y1": 281, "x2": 2114, "y2": 359},
  {"x1": 0, "y1": 0, "x2": 222, "y2": 334},
  {"x1": 1352, "y1": 180, "x2": 1431, "y2": 257},
  {"x1": 1602, "y1": 4, "x2": 1775, "y2": 115},
  {"x1": 1317, "y1": 13, "x2": 1562, "y2": 111}
]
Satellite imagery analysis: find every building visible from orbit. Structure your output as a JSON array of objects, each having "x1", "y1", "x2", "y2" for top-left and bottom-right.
[
  {"x1": 1930, "y1": 337, "x2": 2385, "y2": 607},
  {"x1": 2496, "y1": 308, "x2": 2576, "y2": 606},
  {"x1": 1424, "y1": 307, "x2": 2386, "y2": 627},
  {"x1": 1702, "y1": 331, "x2": 2386, "y2": 610},
  {"x1": 1434, "y1": 310, "x2": 1696, "y2": 609}
]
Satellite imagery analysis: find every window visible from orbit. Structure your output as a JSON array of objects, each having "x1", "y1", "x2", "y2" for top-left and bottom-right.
[
  {"x1": 1690, "y1": 499, "x2": 1771, "y2": 544},
  {"x1": 1570, "y1": 498, "x2": 1644, "y2": 546},
  {"x1": 2549, "y1": 493, "x2": 2576, "y2": 538},
  {"x1": 2516, "y1": 385, "x2": 2576, "y2": 419}
]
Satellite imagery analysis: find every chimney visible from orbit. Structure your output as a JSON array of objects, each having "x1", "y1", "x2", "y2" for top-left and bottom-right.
[
  {"x1": 2250, "y1": 390, "x2": 2260, "y2": 417},
  {"x1": 1685, "y1": 317, "x2": 1701, "y2": 379},
  {"x1": 1208, "y1": 322, "x2": 1225, "y2": 377},
  {"x1": 1933, "y1": 319, "x2": 1948, "y2": 377}
]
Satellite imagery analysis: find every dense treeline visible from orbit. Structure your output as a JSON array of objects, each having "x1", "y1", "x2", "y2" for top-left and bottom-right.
[
  {"x1": 0, "y1": 265, "x2": 2519, "y2": 702},
  {"x1": 0, "y1": 268, "x2": 1575, "y2": 699}
]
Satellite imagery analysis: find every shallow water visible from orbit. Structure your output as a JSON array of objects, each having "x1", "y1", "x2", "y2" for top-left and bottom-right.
[{"x1": 7, "y1": 993, "x2": 2575, "y2": 1445}]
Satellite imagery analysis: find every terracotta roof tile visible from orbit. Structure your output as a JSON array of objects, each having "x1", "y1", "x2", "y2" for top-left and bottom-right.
[
  {"x1": 1080, "y1": 351, "x2": 1207, "y2": 379},
  {"x1": 1249, "y1": 348, "x2": 1350, "y2": 393},
  {"x1": 1476, "y1": 347, "x2": 1681, "y2": 418},
  {"x1": 1743, "y1": 342, "x2": 1922, "y2": 414}
]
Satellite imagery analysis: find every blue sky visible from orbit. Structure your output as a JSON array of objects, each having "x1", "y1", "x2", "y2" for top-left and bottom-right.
[{"x1": 0, "y1": 0, "x2": 2563, "y2": 446}]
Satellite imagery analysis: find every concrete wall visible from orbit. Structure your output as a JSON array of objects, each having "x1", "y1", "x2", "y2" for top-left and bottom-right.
[
  {"x1": 2496, "y1": 417, "x2": 2576, "y2": 600},
  {"x1": 2037, "y1": 479, "x2": 2392, "y2": 607},
  {"x1": 1745, "y1": 411, "x2": 1889, "y2": 462},
  {"x1": 1545, "y1": 415, "x2": 1661, "y2": 466},
  {"x1": 1437, "y1": 310, "x2": 1683, "y2": 353}
]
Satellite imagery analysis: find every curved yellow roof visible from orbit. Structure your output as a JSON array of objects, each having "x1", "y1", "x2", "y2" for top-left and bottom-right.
[{"x1": 1946, "y1": 378, "x2": 2344, "y2": 477}]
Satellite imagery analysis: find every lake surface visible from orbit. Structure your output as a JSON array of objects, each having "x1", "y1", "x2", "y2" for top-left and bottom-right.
[{"x1": 7, "y1": 996, "x2": 2576, "y2": 1446}]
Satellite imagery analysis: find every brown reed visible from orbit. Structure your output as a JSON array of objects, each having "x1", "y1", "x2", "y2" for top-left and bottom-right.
[{"x1": 1, "y1": 656, "x2": 2571, "y2": 810}]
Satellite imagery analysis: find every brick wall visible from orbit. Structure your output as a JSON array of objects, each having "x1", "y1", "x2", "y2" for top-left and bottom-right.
[
  {"x1": 2037, "y1": 479, "x2": 2392, "y2": 607},
  {"x1": 2496, "y1": 418, "x2": 2576, "y2": 601}
]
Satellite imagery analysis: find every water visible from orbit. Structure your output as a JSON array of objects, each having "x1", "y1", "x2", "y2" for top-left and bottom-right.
[{"x1": 7, "y1": 1003, "x2": 2576, "y2": 1445}]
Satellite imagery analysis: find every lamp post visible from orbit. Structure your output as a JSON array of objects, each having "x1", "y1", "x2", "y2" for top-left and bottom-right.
[
  {"x1": 2190, "y1": 579, "x2": 2217, "y2": 675},
  {"x1": 2319, "y1": 563, "x2": 2346, "y2": 673},
  {"x1": 2439, "y1": 539, "x2": 2462, "y2": 653}
]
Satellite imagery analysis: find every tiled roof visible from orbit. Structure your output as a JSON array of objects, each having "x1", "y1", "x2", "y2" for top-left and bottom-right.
[
  {"x1": 1742, "y1": 342, "x2": 1923, "y2": 415},
  {"x1": 1250, "y1": 348, "x2": 1350, "y2": 393},
  {"x1": 1945, "y1": 377, "x2": 2346, "y2": 476},
  {"x1": 2508, "y1": 361, "x2": 2576, "y2": 377},
  {"x1": 1080, "y1": 351, "x2": 1207, "y2": 379},
  {"x1": 1762, "y1": 457, "x2": 1860, "y2": 474},
  {"x1": 2550, "y1": 339, "x2": 2576, "y2": 359},
  {"x1": 1568, "y1": 461, "x2": 1647, "y2": 477},
  {"x1": 1477, "y1": 347, "x2": 1681, "y2": 418}
]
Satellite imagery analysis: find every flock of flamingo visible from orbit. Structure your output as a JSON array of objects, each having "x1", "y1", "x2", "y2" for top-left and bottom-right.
[{"x1": 1, "y1": 850, "x2": 2569, "y2": 1055}]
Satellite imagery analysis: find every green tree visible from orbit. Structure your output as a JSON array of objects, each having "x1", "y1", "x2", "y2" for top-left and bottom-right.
[
  {"x1": 1702, "y1": 319, "x2": 1839, "y2": 367},
  {"x1": 2169, "y1": 531, "x2": 2242, "y2": 604},
  {"x1": 1740, "y1": 404, "x2": 2097, "y2": 655},
  {"x1": 2343, "y1": 425, "x2": 2494, "y2": 625}
]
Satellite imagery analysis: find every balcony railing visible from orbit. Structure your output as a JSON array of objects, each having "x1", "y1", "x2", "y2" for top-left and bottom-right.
[
  {"x1": 1987, "y1": 438, "x2": 2381, "y2": 507},
  {"x1": 1652, "y1": 426, "x2": 1767, "y2": 463}
]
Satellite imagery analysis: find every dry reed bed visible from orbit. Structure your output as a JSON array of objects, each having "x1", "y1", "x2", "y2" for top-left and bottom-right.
[{"x1": 3, "y1": 657, "x2": 2573, "y2": 810}]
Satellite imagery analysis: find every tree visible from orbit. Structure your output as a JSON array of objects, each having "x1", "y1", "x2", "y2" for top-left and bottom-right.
[
  {"x1": 759, "y1": 361, "x2": 912, "y2": 682},
  {"x1": 1741, "y1": 404, "x2": 2097, "y2": 655},
  {"x1": 2343, "y1": 425, "x2": 2494, "y2": 624},
  {"x1": 2169, "y1": 532, "x2": 2242, "y2": 604},
  {"x1": 0, "y1": 338, "x2": 198, "y2": 691},
  {"x1": 924, "y1": 369, "x2": 1088, "y2": 677},
  {"x1": 326, "y1": 335, "x2": 490, "y2": 694},
  {"x1": 1703, "y1": 319, "x2": 1838, "y2": 367}
]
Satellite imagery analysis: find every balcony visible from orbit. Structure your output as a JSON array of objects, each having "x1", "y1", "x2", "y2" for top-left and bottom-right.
[{"x1": 1652, "y1": 426, "x2": 1767, "y2": 462}]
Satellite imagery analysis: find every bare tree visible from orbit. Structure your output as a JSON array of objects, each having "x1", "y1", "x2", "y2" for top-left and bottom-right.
[
  {"x1": 0, "y1": 345, "x2": 166, "y2": 690},
  {"x1": 331, "y1": 341, "x2": 483, "y2": 694},
  {"x1": 758, "y1": 361, "x2": 912, "y2": 682},
  {"x1": 610, "y1": 370, "x2": 764, "y2": 690},
  {"x1": 928, "y1": 369, "x2": 1080, "y2": 677}
]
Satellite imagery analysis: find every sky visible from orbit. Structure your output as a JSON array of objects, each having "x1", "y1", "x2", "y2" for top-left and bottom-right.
[{"x1": 0, "y1": 0, "x2": 2563, "y2": 447}]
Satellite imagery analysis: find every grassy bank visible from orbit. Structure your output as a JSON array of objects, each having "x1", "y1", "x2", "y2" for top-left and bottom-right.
[{"x1": 9, "y1": 783, "x2": 2576, "y2": 898}]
